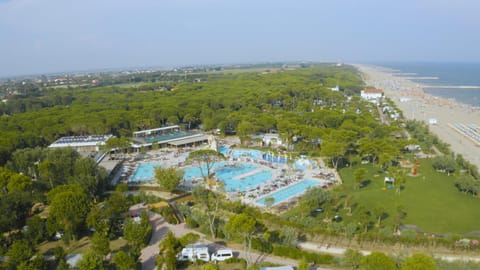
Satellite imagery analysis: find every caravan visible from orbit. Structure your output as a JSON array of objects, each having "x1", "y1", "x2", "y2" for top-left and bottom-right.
[{"x1": 177, "y1": 243, "x2": 210, "y2": 262}]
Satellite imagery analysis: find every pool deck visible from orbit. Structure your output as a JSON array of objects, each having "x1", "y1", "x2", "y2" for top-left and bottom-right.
[
  {"x1": 233, "y1": 168, "x2": 265, "y2": 180},
  {"x1": 117, "y1": 144, "x2": 340, "y2": 206}
]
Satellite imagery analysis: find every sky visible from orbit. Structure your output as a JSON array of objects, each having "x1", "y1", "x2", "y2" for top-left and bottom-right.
[{"x1": 1, "y1": 0, "x2": 480, "y2": 77}]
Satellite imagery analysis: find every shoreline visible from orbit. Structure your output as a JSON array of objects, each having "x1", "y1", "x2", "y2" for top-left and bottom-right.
[{"x1": 354, "y1": 64, "x2": 480, "y2": 169}]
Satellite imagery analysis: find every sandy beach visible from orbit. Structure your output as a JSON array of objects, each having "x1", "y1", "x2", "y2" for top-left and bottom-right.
[{"x1": 354, "y1": 64, "x2": 480, "y2": 169}]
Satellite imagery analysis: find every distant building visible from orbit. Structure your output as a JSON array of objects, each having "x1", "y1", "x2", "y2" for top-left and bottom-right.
[
  {"x1": 262, "y1": 133, "x2": 283, "y2": 146},
  {"x1": 361, "y1": 87, "x2": 384, "y2": 101},
  {"x1": 49, "y1": 134, "x2": 113, "y2": 152},
  {"x1": 330, "y1": 85, "x2": 340, "y2": 91},
  {"x1": 131, "y1": 125, "x2": 209, "y2": 149}
]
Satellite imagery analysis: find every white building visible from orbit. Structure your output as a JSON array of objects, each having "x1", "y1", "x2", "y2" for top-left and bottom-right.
[
  {"x1": 361, "y1": 87, "x2": 384, "y2": 101},
  {"x1": 49, "y1": 134, "x2": 113, "y2": 152},
  {"x1": 262, "y1": 133, "x2": 283, "y2": 146}
]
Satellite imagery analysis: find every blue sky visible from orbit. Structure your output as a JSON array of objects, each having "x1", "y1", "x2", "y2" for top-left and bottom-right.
[{"x1": 1, "y1": 0, "x2": 479, "y2": 76}]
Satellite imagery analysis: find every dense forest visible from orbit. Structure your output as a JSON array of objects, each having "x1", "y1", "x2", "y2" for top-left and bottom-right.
[{"x1": 0, "y1": 64, "x2": 365, "y2": 164}]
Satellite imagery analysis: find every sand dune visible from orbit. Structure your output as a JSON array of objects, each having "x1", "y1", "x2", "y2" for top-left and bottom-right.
[{"x1": 354, "y1": 64, "x2": 480, "y2": 169}]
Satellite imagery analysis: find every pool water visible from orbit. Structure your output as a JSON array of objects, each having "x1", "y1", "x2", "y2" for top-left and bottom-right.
[
  {"x1": 230, "y1": 149, "x2": 263, "y2": 159},
  {"x1": 218, "y1": 146, "x2": 230, "y2": 155},
  {"x1": 130, "y1": 162, "x2": 163, "y2": 182},
  {"x1": 256, "y1": 180, "x2": 322, "y2": 206},
  {"x1": 183, "y1": 162, "x2": 272, "y2": 192},
  {"x1": 295, "y1": 158, "x2": 316, "y2": 171},
  {"x1": 262, "y1": 153, "x2": 287, "y2": 164}
]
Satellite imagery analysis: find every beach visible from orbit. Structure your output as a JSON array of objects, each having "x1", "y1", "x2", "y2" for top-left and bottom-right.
[{"x1": 355, "y1": 64, "x2": 480, "y2": 169}]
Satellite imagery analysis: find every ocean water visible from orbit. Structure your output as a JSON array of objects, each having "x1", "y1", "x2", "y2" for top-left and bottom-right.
[{"x1": 376, "y1": 62, "x2": 480, "y2": 107}]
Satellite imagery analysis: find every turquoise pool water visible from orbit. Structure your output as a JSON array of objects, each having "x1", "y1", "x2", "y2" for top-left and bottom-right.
[
  {"x1": 230, "y1": 149, "x2": 263, "y2": 159},
  {"x1": 130, "y1": 162, "x2": 163, "y2": 182},
  {"x1": 183, "y1": 162, "x2": 272, "y2": 192},
  {"x1": 256, "y1": 180, "x2": 321, "y2": 206},
  {"x1": 218, "y1": 146, "x2": 230, "y2": 155},
  {"x1": 295, "y1": 159, "x2": 316, "y2": 171}
]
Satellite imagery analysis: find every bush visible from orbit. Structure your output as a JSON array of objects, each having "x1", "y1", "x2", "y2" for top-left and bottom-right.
[
  {"x1": 252, "y1": 237, "x2": 273, "y2": 253},
  {"x1": 272, "y1": 245, "x2": 334, "y2": 264},
  {"x1": 185, "y1": 217, "x2": 199, "y2": 228}
]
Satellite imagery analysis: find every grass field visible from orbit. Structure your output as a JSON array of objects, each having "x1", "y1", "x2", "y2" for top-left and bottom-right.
[{"x1": 338, "y1": 158, "x2": 480, "y2": 235}]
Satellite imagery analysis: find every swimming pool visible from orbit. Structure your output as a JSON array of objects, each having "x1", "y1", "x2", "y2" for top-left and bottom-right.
[
  {"x1": 218, "y1": 146, "x2": 230, "y2": 155},
  {"x1": 256, "y1": 180, "x2": 322, "y2": 206},
  {"x1": 230, "y1": 149, "x2": 263, "y2": 159},
  {"x1": 129, "y1": 162, "x2": 164, "y2": 182},
  {"x1": 295, "y1": 158, "x2": 316, "y2": 171},
  {"x1": 183, "y1": 162, "x2": 272, "y2": 192}
]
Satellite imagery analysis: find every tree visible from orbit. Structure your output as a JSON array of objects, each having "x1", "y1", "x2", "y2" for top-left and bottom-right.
[
  {"x1": 47, "y1": 184, "x2": 90, "y2": 244},
  {"x1": 360, "y1": 252, "x2": 397, "y2": 270},
  {"x1": 90, "y1": 232, "x2": 110, "y2": 259},
  {"x1": 0, "y1": 191, "x2": 32, "y2": 233},
  {"x1": 155, "y1": 167, "x2": 183, "y2": 192},
  {"x1": 372, "y1": 205, "x2": 386, "y2": 228},
  {"x1": 6, "y1": 239, "x2": 35, "y2": 269},
  {"x1": 77, "y1": 251, "x2": 105, "y2": 270},
  {"x1": 157, "y1": 231, "x2": 180, "y2": 270},
  {"x1": 192, "y1": 186, "x2": 224, "y2": 238},
  {"x1": 103, "y1": 137, "x2": 132, "y2": 158},
  {"x1": 25, "y1": 215, "x2": 46, "y2": 245},
  {"x1": 200, "y1": 264, "x2": 219, "y2": 270},
  {"x1": 354, "y1": 168, "x2": 367, "y2": 189},
  {"x1": 320, "y1": 140, "x2": 346, "y2": 169},
  {"x1": 124, "y1": 210, "x2": 152, "y2": 257},
  {"x1": 297, "y1": 258, "x2": 309, "y2": 270},
  {"x1": 298, "y1": 187, "x2": 330, "y2": 213},
  {"x1": 401, "y1": 253, "x2": 438, "y2": 270},
  {"x1": 225, "y1": 213, "x2": 258, "y2": 266},
  {"x1": 70, "y1": 157, "x2": 108, "y2": 197},
  {"x1": 264, "y1": 197, "x2": 275, "y2": 207},
  {"x1": 343, "y1": 249, "x2": 363, "y2": 269},
  {"x1": 187, "y1": 149, "x2": 225, "y2": 181},
  {"x1": 432, "y1": 156, "x2": 456, "y2": 175},
  {"x1": 113, "y1": 250, "x2": 137, "y2": 270}
]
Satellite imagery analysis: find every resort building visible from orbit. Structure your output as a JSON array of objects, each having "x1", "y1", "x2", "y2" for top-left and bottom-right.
[
  {"x1": 361, "y1": 87, "x2": 384, "y2": 101},
  {"x1": 131, "y1": 125, "x2": 209, "y2": 149},
  {"x1": 49, "y1": 134, "x2": 113, "y2": 152}
]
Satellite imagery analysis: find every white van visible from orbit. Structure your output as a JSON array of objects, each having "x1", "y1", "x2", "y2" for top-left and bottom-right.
[
  {"x1": 177, "y1": 243, "x2": 210, "y2": 262},
  {"x1": 211, "y1": 249, "x2": 233, "y2": 262}
]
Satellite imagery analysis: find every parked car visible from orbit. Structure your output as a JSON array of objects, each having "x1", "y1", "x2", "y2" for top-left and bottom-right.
[{"x1": 211, "y1": 249, "x2": 233, "y2": 262}]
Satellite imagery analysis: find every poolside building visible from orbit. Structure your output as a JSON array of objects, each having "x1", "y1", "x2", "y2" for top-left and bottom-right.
[
  {"x1": 131, "y1": 125, "x2": 209, "y2": 149},
  {"x1": 49, "y1": 134, "x2": 113, "y2": 152}
]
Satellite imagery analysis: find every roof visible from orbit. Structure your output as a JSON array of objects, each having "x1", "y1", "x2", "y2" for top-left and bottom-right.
[
  {"x1": 260, "y1": 266, "x2": 294, "y2": 270},
  {"x1": 167, "y1": 134, "x2": 210, "y2": 146},
  {"x1": 66, "y1": 254, "x2": 83, "y2": 267},
  {"x1": 363, "y1": 87, "x2": 384, "y2": 94},
  {"x1": 49, "y1": 135, "x2": 113, "y2": 148},
  {"x1": 133, "y1": 125, "x2": 179, "y2": 136}
]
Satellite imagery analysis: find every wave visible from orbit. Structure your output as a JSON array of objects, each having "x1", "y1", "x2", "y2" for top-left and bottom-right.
[{"x1": 423, "y1": 85, "x2": 480, "y2": 90}]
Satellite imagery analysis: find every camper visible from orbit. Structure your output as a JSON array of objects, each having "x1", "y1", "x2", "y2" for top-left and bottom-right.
[
  {"x1": 177, "y1": 243, "x2": 210, "y2": 262},
  {"x1": 211, "y1": 249, "x2": 233, "y2": 262}
]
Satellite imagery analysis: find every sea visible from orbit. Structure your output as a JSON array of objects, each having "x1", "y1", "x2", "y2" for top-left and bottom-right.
[{"x1": 375, "y1": 62, "x2": 480, "y2": 108}]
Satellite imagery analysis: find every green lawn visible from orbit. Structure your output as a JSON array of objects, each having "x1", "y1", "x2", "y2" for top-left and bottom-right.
[{"x1": 338, "y1": 159, "x2": 480, "y2": 234}]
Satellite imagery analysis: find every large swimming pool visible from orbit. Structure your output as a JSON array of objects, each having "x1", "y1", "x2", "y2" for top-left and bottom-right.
[
  {"x1": 183, "y1": 162, "x2": 272, "y2": 192},
  {"x1": 130, "y1": 162, "x2": 163, "y2": 182},
  {"x1": 256, "y1": 180, "x2": 322, "y2": 206}
]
